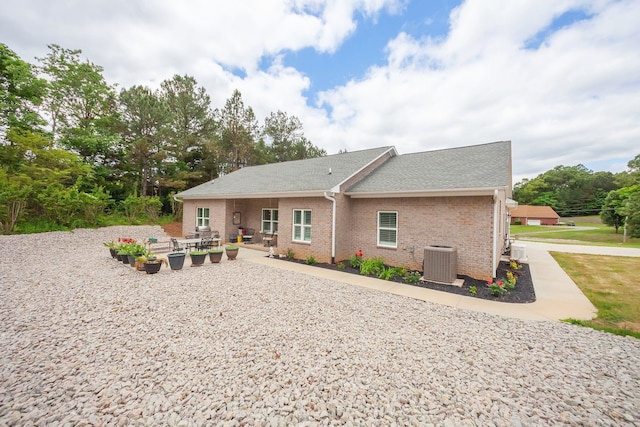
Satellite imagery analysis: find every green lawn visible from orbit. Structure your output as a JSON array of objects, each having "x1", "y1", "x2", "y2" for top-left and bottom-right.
[{"x1": 550, "y1": 252, "x2": 640, "y2": 338}]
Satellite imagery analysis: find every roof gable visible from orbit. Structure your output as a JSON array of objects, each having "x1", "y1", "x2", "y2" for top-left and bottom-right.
[
  {"x1": 346, "y1": 141, "x2": 512, "y2": 196},
  {"x1": 177, "y1": 146, "x2": 395, "y2": 199}
]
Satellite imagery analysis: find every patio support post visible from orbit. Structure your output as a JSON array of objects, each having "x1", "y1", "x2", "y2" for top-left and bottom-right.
[{"x1": 324, "y1": 192, "x2": 336, "y2": 264}]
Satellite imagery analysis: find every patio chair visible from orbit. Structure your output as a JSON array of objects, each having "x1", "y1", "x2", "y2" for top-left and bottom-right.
[
  {"x1": 262, "y1": 232, "x2": 277, "y2": 247},
  {"x1": 197, "y1": 237, "x2": 214, "y2": 250},
  {"x1": 170, "y1": 238, "x2": 185, "y2": 252},
  {"x1": 243, "y1": 228, "x2": 255, "y2": 244}
]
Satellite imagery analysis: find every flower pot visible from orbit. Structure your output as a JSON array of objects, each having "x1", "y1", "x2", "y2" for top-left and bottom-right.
[
  {"x1": 144, "y1": 262, "x2": 162, "y2": 274},
  {"x1": 225, "y1": 246, "x2": 239, "y2": 260},
  {"x1": 167, "y1": 252, "x2": 186, "y2": 270},
  {"x1": 127, "y1": 254, "x2": 137, "y2": 266},
  {"x1": 121, "y1": 254, "x2": 130, "y2": 264},
  {"x1": 116, "y1": 253, "x2": 123, "y2": 262},
  {"x1": 209, "y1": 250, "x2": 223, "y2": 263},
  {"x1": 109, "y1": 248, "x2": 117, "y2": 258},
  {"x1": 190, "y1": 252, "x2": 207, "y2": 266}
]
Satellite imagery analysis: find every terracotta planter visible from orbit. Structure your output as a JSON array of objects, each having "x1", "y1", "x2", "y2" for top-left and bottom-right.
[{"x1": 209, "y1": 250, "x2": 223, "y2": 263}]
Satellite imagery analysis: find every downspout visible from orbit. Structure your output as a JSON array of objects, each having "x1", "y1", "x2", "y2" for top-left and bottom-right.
[
  {"x1": 492, "y1": 190, "x2": 499, "y2": 279},
  {"x1": 324, "y1": 192, "x2": 336, "y2": 264}
]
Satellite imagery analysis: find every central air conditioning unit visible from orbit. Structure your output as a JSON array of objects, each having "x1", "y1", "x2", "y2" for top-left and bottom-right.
[{"x1": 423, "y1": 246, "x2": 457, "y2": 284}]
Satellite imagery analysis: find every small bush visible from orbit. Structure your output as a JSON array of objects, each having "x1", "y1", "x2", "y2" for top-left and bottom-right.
[
  {"x1": 360, "y1": 257, "x2": 385, "y2": 276},
  {"x1": 469, "y1": 285, "x2": 477, "y2": 295},
  {"x1": 305, "y1": 255, "x2": 317, "y2": 265},
  {"x1": 403, "y1": 271, "x2": 421, "y2": 284},
  {"x1": 337, "y1": 262, "x2": 345, "y2": 270},
  {"x1": 349, "y1": 250, "x2": 364, "y2": 269},
  {"x1": 378, "y1": 266, "x2": 404, "y2": 281},
  {"x1": 285, "y1": 248, "x2": 295, "y2": 260},
  {"x1": 488, "y1": 280, "x2": 507, "y2": 297}
]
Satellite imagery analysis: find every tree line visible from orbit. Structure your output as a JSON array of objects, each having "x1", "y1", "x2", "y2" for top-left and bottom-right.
[
  {"x1": 513, "y1": 155, "x2": 640, "y2": 237},
  {"x1": 0, "y1": 43, "x2": 325, "y2": 233}
]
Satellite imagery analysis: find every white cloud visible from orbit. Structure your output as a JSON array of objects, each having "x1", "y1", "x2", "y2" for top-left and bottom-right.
[
  {"x1": 310, "y1": 0, "x2": 640, "y2": 182},
  {"x1": 1, "y1": 0, "x2": 638, "y2": 183}
]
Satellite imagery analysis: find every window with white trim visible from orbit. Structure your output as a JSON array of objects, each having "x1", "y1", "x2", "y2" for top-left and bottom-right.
[
  {"x1": 196, "y1": 207, "x2": 210, "y2": 227},
  {"x1": 261, "y1": 208, "x2": 278, "y2": 233},
  {"x1": 377, "y1": 211, "x2": 397, "y2": 247},
  {"x1": 292, "y1": 209, "x2": 312, "y2": 242}
]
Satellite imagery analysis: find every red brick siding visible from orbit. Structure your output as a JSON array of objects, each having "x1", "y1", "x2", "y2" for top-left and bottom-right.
[
  {"x1": 182, "y1": 200, "x2": 226, "y2": 238},
  {"x1": 276, "y1": 197, "x2": 333, "y2": 263},
  {"x1": 348, "y1": 196, "x2": 496, "y2": 280}
]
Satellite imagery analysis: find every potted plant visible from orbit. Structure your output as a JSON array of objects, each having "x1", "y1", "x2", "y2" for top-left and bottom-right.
[
  {"x1": 115, "y1": 237, "x2": 136, "y2": 263},
  {"x1": 124, "y1": 242, "x2": 146, "y2": 267},
  {"x1": 208, "y1": 248, "x2": 223, "y2": 263},
  {"x1": 225, "y1": 245, "x2": 239, "y2": 260},
  {"x1": 190, "y1": 250, "x2": 207, "y2": 266},
  {"x1": 103, "y1": 241, "x2": 117, "y2": 258},
  {"x1": 136, "y1": 253, "x2": 167, "y2": 274},
  {"x1": 167, "y1": 251, "x2": 186, "y2": 270}
]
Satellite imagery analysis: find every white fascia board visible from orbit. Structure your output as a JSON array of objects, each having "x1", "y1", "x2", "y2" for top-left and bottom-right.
[
  {"x1": 331, "y1": 146, "x2": 397, "y2": 194},
  {"x1": 345, "y1": 187, "x2": 508, "y2": 198},
  {"x1": 180, "y1": 190, "x2": 328, "y2": 200}
]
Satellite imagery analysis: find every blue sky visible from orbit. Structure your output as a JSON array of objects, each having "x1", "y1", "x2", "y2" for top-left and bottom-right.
[
  {"x1": 282, "y1": 1, "x2": 460, "y2": 95},
  {"x1": 1, "y1": 0, "x2": 639, "y2": 182}
]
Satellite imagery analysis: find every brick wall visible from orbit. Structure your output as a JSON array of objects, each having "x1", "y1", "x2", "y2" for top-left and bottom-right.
[
  {"x1": 347, "y1": 196, "x2": 496, "y2": 280},
  {"x1": 276, "y1": 197, "x2": 333, "y2": 263},
  {"x1": 182, "y1": 199, "x2": 226, "y2": 238}
]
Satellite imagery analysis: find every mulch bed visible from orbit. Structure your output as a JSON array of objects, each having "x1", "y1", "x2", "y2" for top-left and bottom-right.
[{"x1": 274, "y1": 257, "x2": 536, "y2": 304}]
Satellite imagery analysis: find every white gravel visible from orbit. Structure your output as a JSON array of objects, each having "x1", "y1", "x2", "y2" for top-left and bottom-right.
[{"x1": 0, "y1": 226, "x2": 638, "y2": 426}]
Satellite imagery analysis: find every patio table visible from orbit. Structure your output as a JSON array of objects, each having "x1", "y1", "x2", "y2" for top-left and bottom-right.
[{"x1": 177, "y1": 237, "x2": 221, "y2": 252}]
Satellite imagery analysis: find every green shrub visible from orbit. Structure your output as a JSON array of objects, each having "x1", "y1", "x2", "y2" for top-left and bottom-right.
[
  {"x1": 378, "y1": 267, "x2": 404, "y2": 281},
  {"x1": 349, "y1": 254, "x2": 363, "y2": 269},
  {"x1": 305, "y1": 255, "x2": 317, "y2": 265},
  {"x1": 360, "y1": 257, "x2": 385, "y2": 276},
  {"x1": 403, "y1": 271, "x2": 421, "y2": 284},
  {"x1": 337, "y1": 262, "x2": 345, "y2": 270},
  {"x1": 285, "y1": 248, "x2": 295, "y2": 260}
]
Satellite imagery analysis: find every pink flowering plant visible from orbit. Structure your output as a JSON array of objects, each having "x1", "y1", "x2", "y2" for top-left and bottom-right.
[{"x1": 487, "y1": 279, "x2": 507, "y2": 297}]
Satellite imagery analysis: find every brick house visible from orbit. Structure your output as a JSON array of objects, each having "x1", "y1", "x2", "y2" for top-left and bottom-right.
[
  {"x1": 510, "y1": 205, "x2": 560, "y2": 226},
  {"x1": 175, "y1": 141, "x2": 514, "y2": 280}
]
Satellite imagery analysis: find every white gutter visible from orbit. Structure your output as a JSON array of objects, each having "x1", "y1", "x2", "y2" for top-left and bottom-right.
[
  {"x1": 173, "y1": 194, "x2": 183, "y2": 203},
  {"x1": 324, "y1": 191, "x2": 337, "y2": 264},
  {"x1": 492, "y1": 189, "x2": 499, "y2": 279}
]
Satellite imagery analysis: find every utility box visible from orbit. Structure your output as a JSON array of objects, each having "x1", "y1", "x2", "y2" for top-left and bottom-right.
[
  {"x1": 511, "y1": 242, "x2": 527, "y2": 262},
  {"x1": 423, "y1": 246, "x2": 457, "y2": 284}
]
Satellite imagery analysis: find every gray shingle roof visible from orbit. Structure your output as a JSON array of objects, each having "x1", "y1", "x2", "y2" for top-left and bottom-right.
[
  {"x1": 177, "y1": 146, "x2": 395, "y2": 199},
  {"x1": 346, "y1": 141, "x2": 512, "y2": 195}
]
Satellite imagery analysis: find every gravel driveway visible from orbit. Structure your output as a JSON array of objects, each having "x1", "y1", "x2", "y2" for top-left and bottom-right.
[{"x1": 1, "y1": 226, "x2": 638, "y2": 426}]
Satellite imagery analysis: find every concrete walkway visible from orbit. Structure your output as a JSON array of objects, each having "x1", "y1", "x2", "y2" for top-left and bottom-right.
[{"x1": 239, "y1": 241, "x2": 640, "y2": 322}]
